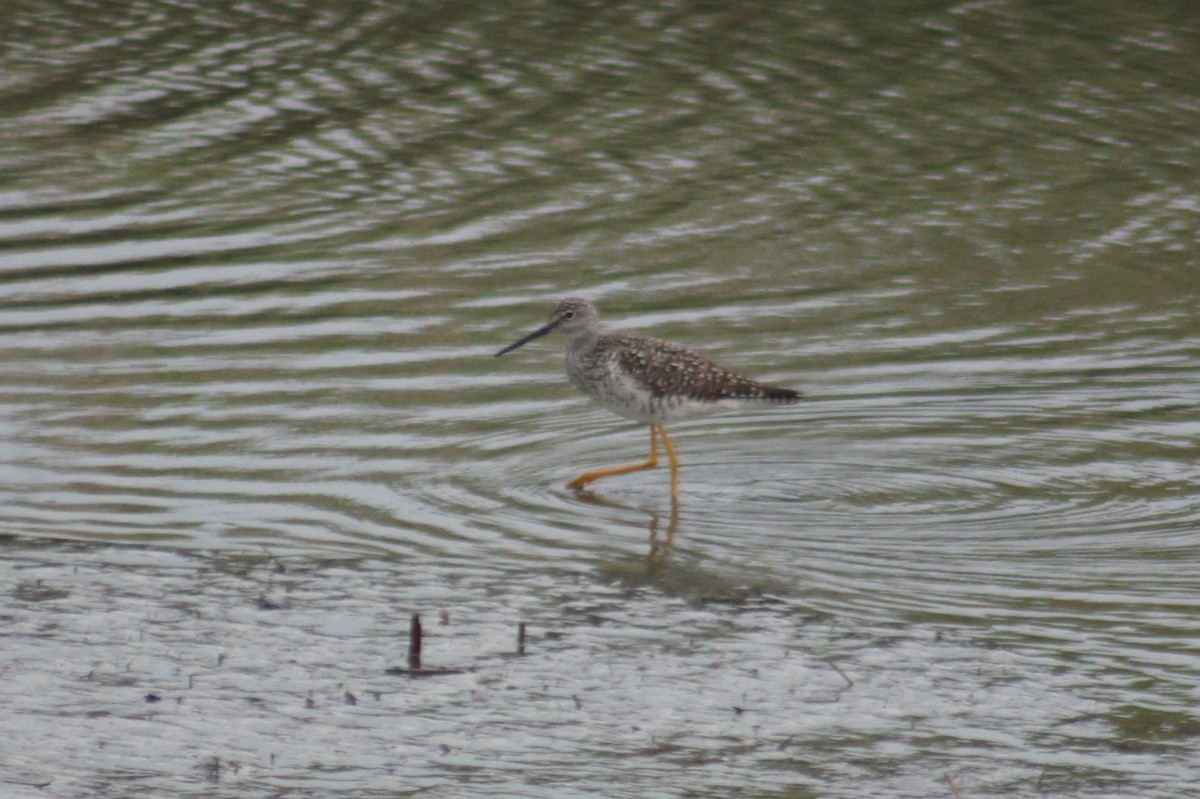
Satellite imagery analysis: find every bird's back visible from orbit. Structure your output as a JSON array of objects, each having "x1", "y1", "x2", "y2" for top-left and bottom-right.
[{"x1": 567, "y1": 331, "x2": 800, "y2": 423}]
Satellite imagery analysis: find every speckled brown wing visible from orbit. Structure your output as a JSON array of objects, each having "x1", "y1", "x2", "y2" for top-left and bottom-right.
[{"x1": 609, "y1": 333, "x2": 801, "y2": 403}]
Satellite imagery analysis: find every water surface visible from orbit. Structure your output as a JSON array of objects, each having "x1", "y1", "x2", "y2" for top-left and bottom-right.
[{"x1": 2, "y1": 2, "x2": 1199, "y2": 797}]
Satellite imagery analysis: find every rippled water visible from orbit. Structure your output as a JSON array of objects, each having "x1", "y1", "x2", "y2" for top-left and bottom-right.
[{"x1": 3, "y1": 1, "x2": 1199, "y2": 797}]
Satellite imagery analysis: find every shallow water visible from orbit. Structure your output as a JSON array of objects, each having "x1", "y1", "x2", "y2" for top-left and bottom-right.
[{"x1": 2, "y1": 1, "x2": 1199, "y2": 797}]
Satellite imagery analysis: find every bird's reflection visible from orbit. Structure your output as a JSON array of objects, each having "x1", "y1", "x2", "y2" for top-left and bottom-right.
[
  {"x1": 570, "y1": 490, "x2": 679, "y2": 576},
  {"x1": 645, "y1": 500, "x2": 678, "y2": 571}
]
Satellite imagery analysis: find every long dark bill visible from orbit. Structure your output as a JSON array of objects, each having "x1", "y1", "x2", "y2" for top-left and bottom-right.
[{"x1": 494, "y1": 320, "x2": 558, "y2": 356}]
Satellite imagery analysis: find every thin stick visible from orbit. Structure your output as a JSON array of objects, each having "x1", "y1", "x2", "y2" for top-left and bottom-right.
[
  {"x1": 826, "y1": 657, "x2": 853, "y2": 688},
  {"x1": 408, "y1": 614, "x2": 422, "y2": 670}
]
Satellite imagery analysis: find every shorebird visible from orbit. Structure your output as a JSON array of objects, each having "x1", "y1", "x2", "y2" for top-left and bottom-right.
[{"x1": 495, "y1": 297, "x2": 801, "y2": 499}]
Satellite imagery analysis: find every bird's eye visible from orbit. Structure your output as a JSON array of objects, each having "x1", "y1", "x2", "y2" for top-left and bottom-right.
[{"x1": 562, "y1": 310, "x2": 575, "y2": 319}]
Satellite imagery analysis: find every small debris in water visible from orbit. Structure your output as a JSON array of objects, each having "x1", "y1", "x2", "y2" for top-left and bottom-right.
[
  {"x1": 826, "y1": 657, "x2": 853, "y2": 688},
  {"x1": 256, "y1": 594, "x2": 284, "y2": 610}
]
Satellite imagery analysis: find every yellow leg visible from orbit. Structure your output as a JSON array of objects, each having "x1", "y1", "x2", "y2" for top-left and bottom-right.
[
  {"x1": 659, "y1": 425, "x2": 681, "y2": 500},
  {"x1": 568, "y1": 425, "x2": 661, "y2": 491}
]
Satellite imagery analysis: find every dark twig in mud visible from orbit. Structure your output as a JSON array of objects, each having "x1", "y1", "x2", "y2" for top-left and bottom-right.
[
  {"x1": 385, "y1": 613, "x2": 469, "y2": 677},
  {"x1": 408, "y1": 613, "x2": 422, "y2": 670}
]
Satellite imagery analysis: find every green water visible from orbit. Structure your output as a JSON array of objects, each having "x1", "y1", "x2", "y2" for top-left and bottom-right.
[{"x1": 1, "y1": 2, "x2": 1198, "y2": 797}]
